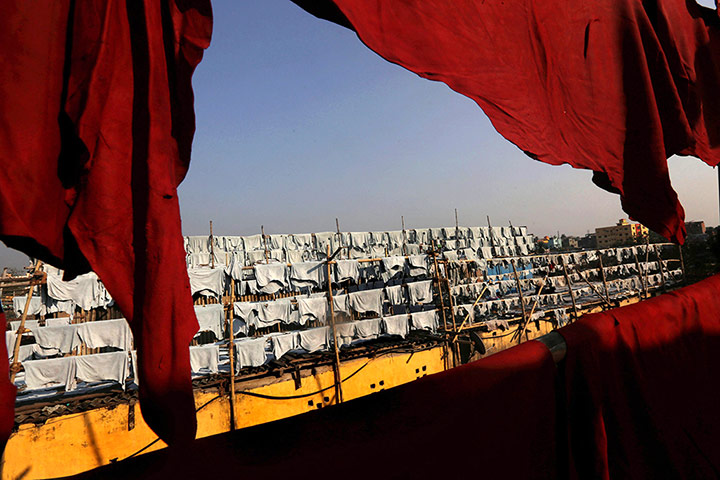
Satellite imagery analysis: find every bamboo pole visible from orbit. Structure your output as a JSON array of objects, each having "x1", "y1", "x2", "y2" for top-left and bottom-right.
[
  {"x1": 441, "y1": 259, "x2": 459, "y2": 335},
  {"x1": 643, "y1": 235, "x2": 651, "y2": 296},
  {"x1": 430, "y1": 242, "x2": 452, "y2": 370},
  {"x1": 0, "y1": 268, "x2": 7, "y2": 304},
  {"x1": 454, "y1": 208, "x2": 459, "y2": 241},
  {"x1": 632, "y1": 248, "x2": 648, "y2": 298},
  {"x1": 261, "y1": 225, "x2": 269, "y2": 264},
  {"x1": 678, "y1": 244, "x2": 687, "y2": 285},
  {"x1": 510, "y1": 259, "x2": 529, "y2": 334},
  {"x1": 573, "y1": 265, "x2": 612, "y2": 307},
  {"x1": 451, "y1": 283, "x2": 490, "y2": 340},
  {"x1": 401, "y1": 216, "x2": 407, "y2": 256},
  {"x1": 441, "y1": 259, "x2": 460, "y2": 364},
  {"x1": 325, "y1": 245, "x2": 344, "y2": 404},
  {"x1": 560, "y1": 256, "x2": 580, "y2": 321},
  {"x1": 431, "y1": 242, "x2": 454, "y2": 367},
  {"x1": 598, "y1": 251, "x2": 611, "y2": 304},
  {"x1": 335, "y1": 218, "x2": 346, "y2": 260},
  {"x1": 0, "y1": 278, "x2": 39, "y2": 289},
  {"x1": 656, "y1": 245, "x2": 667, "y2": 289},
  {"x1": 445, "y1": 278, "x2": 460, "y2": 366},
  {"x1": 228, "y1": 278, "x2": 236, "y2": 431},
  {"x1": 10, "y1": 260, "x2": 42, "y2": 383},
  {"x1": 514, "y1": 274, "x2": 549, "y2": 343},
  {"x1": 487, "y1": 216, "x2": 496, "y2": 249},
  {"x1": 210, "y1": 220, "x2": 215, "y2": 269},
  {"x1": 431, "y1": 241, "x2": 449, "y2": 333}
]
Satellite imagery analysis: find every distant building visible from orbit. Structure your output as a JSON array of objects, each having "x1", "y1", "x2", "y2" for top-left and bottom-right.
[
  {"x1": 595, "y1": 219, "x2": 648, "y2": 248},
  {"x1": 685, "y1": 221, "x2": 706, "y2": 235},
  {"x1": 578, "y1": 233, "x2": 597, "y2": 249},
  {"x1": 686, "y1": 233, "x2": 709, "y2": 244},
  {"x1": 548, "y1": 235, "x2": 563, "y2": 250},
  {"x1": 536, "y1": 235, "x2": 562, "y2": 250},
  {"x1": 563, "y1": 236, "x2": 579, "y2": 249}
]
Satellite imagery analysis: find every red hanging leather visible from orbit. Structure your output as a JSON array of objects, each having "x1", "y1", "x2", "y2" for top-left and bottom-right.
[
  {"x1": 293, "y1": 0, "x2": 720, "y2": 243},
  {"x1": 0, "y1": 0, "x2": 212, "y2": 445}
]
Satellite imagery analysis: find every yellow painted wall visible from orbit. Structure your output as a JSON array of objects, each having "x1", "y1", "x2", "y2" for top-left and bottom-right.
[
  {"x1": 1, "y1": 347, "x2": 445, "y2": 480},
  {"x1": 480, "y1": 319, "x2": 554, "y2": 355},
  {"x1": 232, "y1": 347, "x2": 444, "y2": 427},
  {"x1": 478, "y1": 297, "x2": 641, "y2": 356}
]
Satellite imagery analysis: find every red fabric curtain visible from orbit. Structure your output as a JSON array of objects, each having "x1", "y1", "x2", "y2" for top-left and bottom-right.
[
  {"x1": 0, "y1": 1, "x2": 212, "y2": 445},
  {"x1": 292, "y1": 0, "x2": 720, "y2": 243},
  {"x1": 562, "y1": 272, "x2": 720, "y2": 478}
]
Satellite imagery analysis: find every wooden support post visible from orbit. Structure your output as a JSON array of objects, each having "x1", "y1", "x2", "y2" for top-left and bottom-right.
[
  {"x1": 560, "y1": 256, "x2": 580, "y2": 321},
  {"x1": 509, "y1": 220, "x2": 515, "y2": 251},
  {"x1": 598, "y1": 251, "x2": 611, "y2": 304},
  {"x1": 431, "y1": 241, "x2": 456, "y2": 367},
  {"x1": 678, "y1": 244, "x2": 687, "y2": 285},
  {"x1": 261, "y1": 225, "x2": 269, "y2": 264},
  {"x1": 643, "y1": 235, "x2": 651, "y2": 295},
  {"x1": 334, "y1": 218, "x2": 346, "y2": 260},
  {"x1": 441, "y1": 259, "x2": 460, "y2": 364},
  {"x1": 656, "y1": 245, "x2": 667, "y2": 289},
  {"x1": 210, "y1": 220, "x2": 215, "y2": 269},
  {"x1": 515, "y1": 274, "x2": 550, "y2": 343},
  {"x1": 632, "y1": 248, "x2": 648, "y2": 298},
  {"x1": 442, "y1": 262, "x2": 458, "y2": 332},
  {"x1": 326, "y1": 245, "x2": 344, "y2": 404},
  {"x1": 228, "y1": 278, "x2": 237, "y2": 431},
  {"x1": 451, "y1": 283, "x2": 490, "y2": 336},
  {"x1": 0, "y1": 268, "x2": 7, "y2": 304},
  {"x1": 511, "y1": 259, "x2": 528, "y2": 333},
  {"x1": 454, "y1": 208, "x2": 459, "y2": 240},
  {"x1": 401, "y1": 216, "x2": 407, "y2": 256},
  {"x1": 10, "y1": 260, "x2": 42, "y2": 383},
  {"x1": 573, "y1": 265, "x2": 612, "y2": 307},
  {"x1": 431, "y1": 241, "x2": 449, "y2": 332},
  {"x1": 487, "y1": 216, "x2": 496, "y2": 249}
]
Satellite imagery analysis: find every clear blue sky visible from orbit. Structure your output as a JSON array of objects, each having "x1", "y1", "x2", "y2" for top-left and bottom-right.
[{"x1": 0, "y1": 0, "x2": 717, "y2": 268}]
